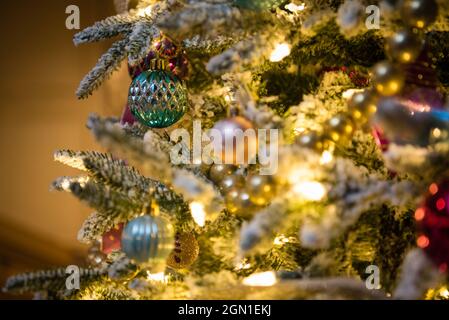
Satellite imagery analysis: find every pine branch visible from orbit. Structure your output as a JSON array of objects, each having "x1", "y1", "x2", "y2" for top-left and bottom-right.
[
  {"x1": 66, "y1": 177, "x2": 191, "y2": 225},
  {"x1": 73, "y1": 14, "x2": 139, "y2": 45},
  {"x1": 3, "y1": 267, "x2": 107, "y2": 296},
  {"x1": 78, "y1": 211, "x2": 116, "y2": 243},
  {"x1": 206, "y1": 31, "x2": 279, "y2": 76},
  {"x1": 54, "y1": 150, "x2": 102, "y2": 171},
  {"x1": 126, "y1": 22, "x2": 160, "y2": 65},
  {"x1": 51, "y1": 176, "x2": 90, "y2": 192},
  {"x1": 69, "y1": 180, "x2": 144, "y2": 220},
  {"x1": 156, "y1": 2, "x2": 242, "y2": 40},
  {"x1": 82, "y1": 153, "x2": 149, "y2": 194},
  {"x1": 86, "y1": 114, "x2": 172, "y2": 182},
  {"x1": 76, "y1": 38, "x2": 128, "y2": 99}
]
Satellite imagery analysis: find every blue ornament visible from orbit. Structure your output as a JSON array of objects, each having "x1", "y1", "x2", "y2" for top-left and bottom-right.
[
  {"x1": 121, "y1": 215, "x2": 175, "y2": 269},
  {"x1": 128, "y1": 69, "x2": 188, "y2": 128},
  {"x1": 233, "y1": 0, "x2": 284, "y2": 11}
]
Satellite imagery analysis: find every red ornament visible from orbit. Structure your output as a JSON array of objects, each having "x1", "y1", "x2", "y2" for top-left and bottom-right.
[
  {"x1": 415, "y1": 180, "x2": 449, "y2": 273},
  {"x1": 127, "y1": 36, "x2": 189, "y2": 80},
  {"x1": 102, "y1": 223, "x2": 124, "y2": 254},
  {"x1": 154, "y1": 37, "x2": 179, "y2": 59},
  {"x1": 120, "y1": 104, "x2": 137, "y2": 126}
]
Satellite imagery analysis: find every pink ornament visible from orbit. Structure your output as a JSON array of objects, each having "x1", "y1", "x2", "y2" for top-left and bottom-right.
[
  {"x1": 120, "y1": 104, "x2": 137, "y2": 126},
  {"x1": 102, "y1": 223, "x2": 124, "y2": 254},
  {"x1": 371, "y1": 126, "x2": 389, "y2": 152},
  {"x1": 415, "y1": 181, "x2": 449, "y2": 273}
]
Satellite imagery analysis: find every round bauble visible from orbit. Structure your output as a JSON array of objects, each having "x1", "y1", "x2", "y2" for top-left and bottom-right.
[
  {"x1": 326, "y1": 114, "x2": 355, "y2": 143},
  {"x1": 372, "y1": 61, "x2": 405, "y2": 96},
  {"x1": 220, "y1": 174, "x2": 245, "y2": 193},
  {"x1": 347, "y1": 89, "x2": 378, "y2": 123},
  {"x1": 209, "y1": 164, "x2": 238, "y2": 184},
  {"x1": 296, "y1": 131, "x2": 324, "y2": 152},
  {"x1": 102, "y1": 223, "x2": 124, "y2": 254},
  {"x1": 211, "y1": 116, "x2": 257, "y2": 165},
  {"x1": 121, "y1": 215, "x2": 175, "y2": 271},
  {"x1": 373, "y1": 97, "x2": 445, "y2": 147},
  {"x1": 246, "y1": 175, "x2": 277, "y2": 206},
  {"x1": 386, "y1": 29, "x2": 424, "y2": 63},
  {"x1": 128, "y1": 70, "x2": 188, "y2": 128},
  {"x1": 225, "y1": 189, "x2": 258, "y2": 219},
  {"x1": 167, "y1": 233, "x2": 200, "y2": 270},
  {"x1": 401, "y1": 0, "x2": 438, "y2": 29}
]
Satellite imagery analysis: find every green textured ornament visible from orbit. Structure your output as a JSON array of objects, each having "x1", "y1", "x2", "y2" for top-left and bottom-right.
[
  {"x1": 128, "y1": 70, "x2": 188, "y2": 128},
  {"x1": 233, "y1": 0, "x2": 284, "y2": 11}
]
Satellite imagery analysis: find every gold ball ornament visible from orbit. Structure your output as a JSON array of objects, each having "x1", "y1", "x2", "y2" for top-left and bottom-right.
[
  {"x1": 326, "y1": 114, "x2": 355, "y2": 143},
  {"x1": 401, "y1": 0, "x2": 438, "y2": 29},
  {"x1": 220, "y1": 174, "x2": 245, "y2": 193},
  {"x1": 209, "y1": 164, "x2": 237, "y2": 184},
  {"x1": 246, "y1": 175, "x2": 277, "y2": 206},
  {"x1": 347, "y1": 89, "x2": 378, "y2": 123},
  {"x1": 211, "y1": 116, "x2": 258, "y2": 165},
  {"x1": 386, "y1": 29, "x2": 424, "y2": 63},
  {"x1": 371, "y1": 61, "x2": 405, "y2": 96},
  {"x1": 167, "y1": 233, "x2": 200, "y2": 270},
  {"x1": 225, "y1": 189, "x2": 258, "y2": 219},
  {"x1": 296, "y1": 131, "x2": 325, "y2": 152}
]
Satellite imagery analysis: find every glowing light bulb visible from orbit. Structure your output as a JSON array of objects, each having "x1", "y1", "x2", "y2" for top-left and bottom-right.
[
  {"x1": 61, "y1": 179, "x2": 71, "y2": 191},
  {"x1": 146, "y1": 271, "x2": 167, "y2": 283},
  {"x1": 440, "y1": 287, "x2": 449, "y2": 299},
  {"x1": 414, "y1": 208, "x2": 425, "y2": 221},
  {"x1": 270, "y1": 43, "x2": 291, "y2": 62},
  {"x1": 342, "y1": 88, "x2": 363, "y2": 100},
  {"x1": 294, "y1": 127, "x2": 306, "y2": 136},
  {"x1": 235, "y1": 260, "x2": 251, "y2": 270},
  {"x1": 285, "y1": 2, "x2": 305, "y2": 12},
  {"x1": 292, "y1": 181, "x2": 326, "y2": 201},
  {"x1": 273, "y1": 235, "x2": 290, "y2": 246},
  {"x1": 136, "y1": 6, "x2": 152, "y2": 17},
  {"x1": 190, "y1": 202, "x2": 206, "y2": 227},
  {"x1": 243, "y1": 271, "x2": 277, "y2": 287},
  {"x1": 417, "y1": 235, "x2": 430, "y2": 248},
  {"x1": 320, "y1": 150, "x2": 333, "y2": 165}
]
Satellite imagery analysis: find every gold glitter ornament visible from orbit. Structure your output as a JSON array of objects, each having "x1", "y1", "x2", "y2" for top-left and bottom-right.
[{"x1": 167, "y1": 233, "x2": 200, "y2": 269}]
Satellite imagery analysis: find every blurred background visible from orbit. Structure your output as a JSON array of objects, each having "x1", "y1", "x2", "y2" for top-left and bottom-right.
[{"x1": 0, "y1": 0, "x2": 129, "y2": 298}]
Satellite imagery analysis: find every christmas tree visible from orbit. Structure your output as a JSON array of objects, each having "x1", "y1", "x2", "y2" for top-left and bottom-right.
[{"x1": 4, "y1": 0, "x2": 449, "y2": 300}]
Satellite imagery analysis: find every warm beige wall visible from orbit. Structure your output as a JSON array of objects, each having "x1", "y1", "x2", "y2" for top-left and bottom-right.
[{"x1": 0, "y1": 0, "x2": 130, "y2": 297}]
